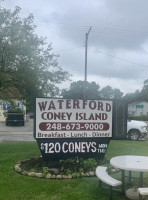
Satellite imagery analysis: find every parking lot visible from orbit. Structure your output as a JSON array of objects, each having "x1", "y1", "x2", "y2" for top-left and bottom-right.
[{"x1": 0, "y1": 119, "x2": 35, "y2": 142}]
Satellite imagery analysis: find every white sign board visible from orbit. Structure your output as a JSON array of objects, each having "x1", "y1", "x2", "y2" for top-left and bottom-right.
[{"x1": 35, "y1": 98, "x2": 112, "y2": 139}]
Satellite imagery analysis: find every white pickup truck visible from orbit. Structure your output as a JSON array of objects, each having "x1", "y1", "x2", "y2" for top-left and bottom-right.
[{"x1": 127, "y1": 120, "x2": 148, "y2": 141}]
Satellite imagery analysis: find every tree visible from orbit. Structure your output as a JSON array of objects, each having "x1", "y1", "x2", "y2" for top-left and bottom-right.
[
  {"x1": 62, "y1": 81, "x2": 124, "y2": 100},
  {"x1": 136, "y1": 79, "x2": 148, "y2": 102},
  {"x1": 99, "y1": 86, "x2": 123, "y2": 100},
  {"x1": 123, "y1": 80, "x2": 148, "y2": 103},
  {"x1": 62, "y1": 80, "x2": 100, "y2": 99},
  {"x1": 0, "y1": 6, "x2": 69, "y2": 111},
  {"x1": 123, "y1": 90, "x2": 141, "y2": 103}
]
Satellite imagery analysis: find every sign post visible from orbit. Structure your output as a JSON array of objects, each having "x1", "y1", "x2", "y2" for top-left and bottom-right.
[{"x1": 34, "y1": 98, "x2": 113, "y2": 161}]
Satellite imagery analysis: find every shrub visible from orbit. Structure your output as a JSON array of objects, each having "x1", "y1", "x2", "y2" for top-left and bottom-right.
[{"x1": 128, "y1": 115, "x2": 148, "y2": 121}]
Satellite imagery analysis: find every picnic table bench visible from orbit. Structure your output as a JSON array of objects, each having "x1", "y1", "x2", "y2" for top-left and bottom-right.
[
  {"x1": 95, "y1": 166, "x2": 122, "y2": 200},
  {"x1": 138, "y1": 187, "x2": 148, "y2": 199}
]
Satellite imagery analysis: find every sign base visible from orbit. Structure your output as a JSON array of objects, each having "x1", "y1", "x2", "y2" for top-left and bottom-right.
[{"x1": 36, "y1": 138, "x2": 110, "y2": 161}]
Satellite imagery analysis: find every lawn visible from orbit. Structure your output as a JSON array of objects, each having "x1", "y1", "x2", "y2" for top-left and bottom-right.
[{"x1": 0, "y1": 140, "x2": 148, "y2": 200}]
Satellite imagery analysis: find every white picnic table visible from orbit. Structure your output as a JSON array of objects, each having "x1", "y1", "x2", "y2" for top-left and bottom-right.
[{"x1": 110, "y1": 155, "x2": 148, "y2": 199}]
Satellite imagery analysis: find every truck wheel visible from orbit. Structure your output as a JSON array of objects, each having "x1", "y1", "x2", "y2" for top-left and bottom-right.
[{"x1": 129, "y1": 130, "x2": 140, "y2": 141}]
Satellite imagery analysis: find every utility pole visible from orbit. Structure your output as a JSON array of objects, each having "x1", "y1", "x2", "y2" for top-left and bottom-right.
[{"x1": 84, "y1": 27, "x2": 91, "y2": 100}]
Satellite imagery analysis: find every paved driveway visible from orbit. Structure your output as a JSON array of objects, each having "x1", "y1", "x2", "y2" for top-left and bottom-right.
[{"x1": 0, "y1": 120, "x2": 35, "y2": 142}]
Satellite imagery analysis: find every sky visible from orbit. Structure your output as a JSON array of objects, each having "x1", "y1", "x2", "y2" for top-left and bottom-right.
[{"x1": 2, "y1": 0, "x2": 148, "y2": 94}]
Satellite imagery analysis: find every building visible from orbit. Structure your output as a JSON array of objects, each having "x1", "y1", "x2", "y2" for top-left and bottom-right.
[
  {"x1": 0, "y1": 88, "x2": 26, "y2": 122},
  {"x1": 128, "y1": 101, "x2": 148, "y2": 116},
  {"x1": 0, "y1": 99, "x2": 26, "y2": 122}
]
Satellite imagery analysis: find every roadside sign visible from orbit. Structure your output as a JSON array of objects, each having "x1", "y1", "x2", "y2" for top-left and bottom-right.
[{"x1": 34, "y1": 98, "x2": 113, "y2": 160}]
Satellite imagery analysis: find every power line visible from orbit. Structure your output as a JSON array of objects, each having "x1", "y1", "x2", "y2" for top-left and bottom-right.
[
  {"x1": 93, "y1": 25, "x2": 148, "y2": 35},
  {"x1": 35, "y1": 21, "x2": 148, "y2": 38},
  {"x1": 33, "y1": 20, "x2": 148, "y2": 68},
  {"x1": 56, "y1": 46, "x2": 83, "y2": 53},
  {"x1": 36, "y1": 21, "x2": 92, "y2": 32},
  {"x1": 36, "y1": 21, "x2": 148, "y2": 34},
  {"x1": 98, "y1": 50, "x2": 148, "y2": 68}
]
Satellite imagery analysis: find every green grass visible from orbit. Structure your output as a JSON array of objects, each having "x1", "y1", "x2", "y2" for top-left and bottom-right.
[{"x1": 0, "y1": 140, "x2": 148, "y2": 200}]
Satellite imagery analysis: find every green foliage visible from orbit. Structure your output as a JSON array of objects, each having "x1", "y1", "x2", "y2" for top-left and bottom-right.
[
  {"x1": 62, "y1": 80, "x2": 100, "y2": 99},
  {"x1": 139, "y1": 79, "x2": 148, "y2": 102},
  {"x1": 65, "y1": 169, "x2": 72, "y2": 175},
  {"x1": 99, "y1": 86, "x2": 123, "y2": 100},
  {"x1": 3, "y1": 99, "x2": 24, "y2": 116},
  {"x1": 0, "y1": 6, "x2": 70, "y2": 111},
  {"x1": 62, "y1": 80, "x2": 123, "y2": 100},
  {"x1": 72, "y1": 172, "x2": 81, "y2": 178},
  {"x1": 123, "y1": 90, "x2": 141, "y2": 103},
  {"x1": 79, "y1": 168, "x2": 84, "y2": 173},
  {"x1": 21, "y1": 156, "x2": 99, "y2": 176},
  {"x1": 128, "y1": 115, "x2": 148, "y2": 121},
  {"x1": 42, "y1": 167, "x2": 48, "y2": 177},
  {"x1": 2, "y1": 110, "x2": 7, "y2": 117},
  {"x1": 123, "y1": 79, "x2": 148, "y2": 103},
  {"x1": 82, "y1": 158, "x2": 97, "y2": 171},
  {"x1": 59, "y1": 157, "x2": 98, "y2": 173}
]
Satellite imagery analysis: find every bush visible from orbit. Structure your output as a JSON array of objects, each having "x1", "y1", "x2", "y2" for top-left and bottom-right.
[
  {"x1": 20, "y1": 156, "x2": 105, "y2": 176},
  {"x1": 128, "y1": 115, "x2": 148, "y2": 121}
]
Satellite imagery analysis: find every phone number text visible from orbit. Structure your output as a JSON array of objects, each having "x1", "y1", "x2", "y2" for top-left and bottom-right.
[{"x1": 39, "y1": 122, "x2": 109, "y2": 131}]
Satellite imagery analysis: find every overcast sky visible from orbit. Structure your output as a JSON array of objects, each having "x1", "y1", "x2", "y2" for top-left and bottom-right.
[{"x1": 2, "y1": 0, "x2": 148, "y2": 94}]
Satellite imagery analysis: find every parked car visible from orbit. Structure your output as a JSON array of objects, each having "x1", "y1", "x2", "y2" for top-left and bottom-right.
[
  {"x1": 6, "y1": 111, "x2": 25, "y2": 126},
  {"x1": 127, "y1": 120, "x2": 148, "y2": 141}
]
